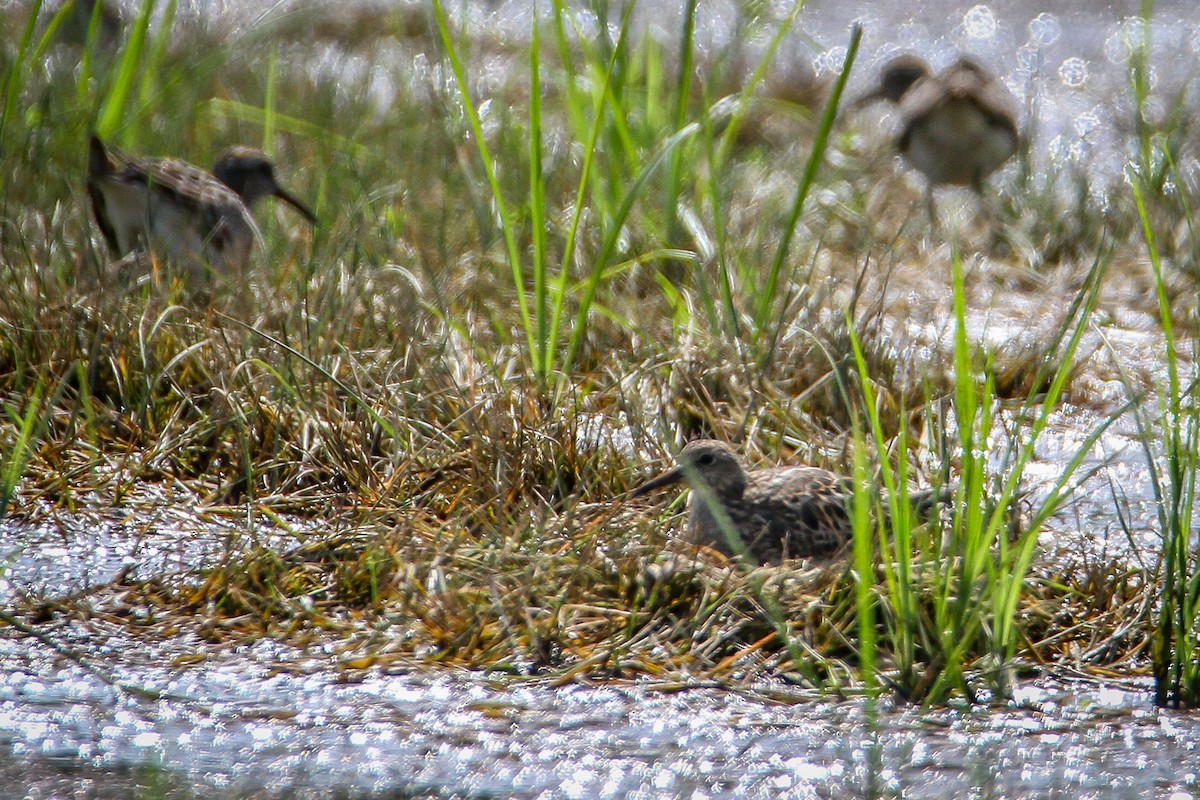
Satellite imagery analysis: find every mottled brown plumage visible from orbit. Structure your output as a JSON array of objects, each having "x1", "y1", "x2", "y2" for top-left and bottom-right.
[
  {"x1": 630, "y1": 440, "x2": 946, "y2": 563},
  {"x1": 87, "y1": 136, "x2": 315, "y2": 283}
]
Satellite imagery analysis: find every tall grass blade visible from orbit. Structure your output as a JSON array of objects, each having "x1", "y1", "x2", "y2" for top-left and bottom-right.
[
  {"x1": 753, "y1": 23, "x2": 861, "y2": 336},
  {"x1": 662, "y1": 0, "x2": 699, "y2": 254},
  {"x1": 850, "y1": 429, "x2": 878, "y2": 696},
  {"x1": 529, "y1": 6, "x2": 549, "y2": 381},
  {"x1": 0, "y1": 0, "x2": 44, "y2": 156},
  {"x1": 431, "y1": 0, "x2": 533, "y2": 363},
  {"x1": 713, "y1": 0, "x2": 807, "y2": 169},
  {"x1": 1131, "y1": 166, "x2": 1200, "y2": 707},
  {"x1": 1, "y1": 375, "x2": 69, "y2": 518},
  {"x1": 547, "y1": 2, "x2": 636, "y2": 367},
  {"x1": 560, "y1": 121, "x2": 701, "y2": 378},
  {"x1": 137, "y1": 0, "x2": 177, "y2": 116}
]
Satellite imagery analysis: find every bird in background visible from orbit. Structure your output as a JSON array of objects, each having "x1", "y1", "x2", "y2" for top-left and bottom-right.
[
  {"x1": 87, "y1": 135, "x2": 316, "y2": 287},
  {"x1": 630, "y1": 439, "x2": 948, "y2": 564},
  {"x1": 853, "y1": 53, "x2": 1020, "y2": 228}
]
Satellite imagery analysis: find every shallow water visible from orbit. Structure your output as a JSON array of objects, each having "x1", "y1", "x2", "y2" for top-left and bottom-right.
[
  {"x1": 0, "y1": 627, "x2": 1197, "y2": 799},
  {"x1": 7, "y1": 0, "x2": 1200, "y2": 796}
]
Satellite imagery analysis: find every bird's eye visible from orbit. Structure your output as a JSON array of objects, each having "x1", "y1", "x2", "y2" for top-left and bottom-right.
[{"x1": 697, "y1": 453, "x2": 715, "y2": 466}]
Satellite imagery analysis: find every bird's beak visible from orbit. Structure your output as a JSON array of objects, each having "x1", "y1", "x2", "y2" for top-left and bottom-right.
[
  {"x1": 274, "y1": 187, "x2": 317, "y2": 225},
  {"x1": 629, "y1": 467, "x2": 686, "y2": 498}
]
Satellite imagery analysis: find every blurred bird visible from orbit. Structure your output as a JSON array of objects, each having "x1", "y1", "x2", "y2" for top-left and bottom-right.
[
  {"x1": 87, "y1": 135, "x2": 315, "y2": 285},
  {"x1": 855, "y1": 54, "x2": 1019, "y2": 226}
]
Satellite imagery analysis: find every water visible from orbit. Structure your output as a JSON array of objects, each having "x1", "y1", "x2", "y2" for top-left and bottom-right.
[{"x1": 1, "y1": 628, "x2": 1197, "y2": 798}]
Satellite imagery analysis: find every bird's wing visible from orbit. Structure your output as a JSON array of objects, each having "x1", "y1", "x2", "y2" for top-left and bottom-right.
[{"x1": 750, "y1": 467, "x2": 854, "y2": 558}]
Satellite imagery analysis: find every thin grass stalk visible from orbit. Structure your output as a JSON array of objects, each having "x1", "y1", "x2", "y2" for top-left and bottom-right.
[
  {"x1": 75, "y1": 0, "x2": 111, "y2": 108},
  {"x1": 753, "y1": 23, "x2": 860, "y2": 337},
  {"x1": 548, "y1": 0, "x2": 584, "y2": 137},
  {"x1": 31, "y1": 1, "x2": 84, "y2": 71},
  {"x1": 883, "y1": 428, "x2": 920, "y2": 692},
  {"x1": 1130, "y1": 0, "x2": 1154, "y2": 183},
  {"x1": 943, "y1": 247, "x2": 982, "y2": 662},
  {"x1": 712, "y1": 0, "x2": 807, "y2": 170},
  {"x1": 700, "y1": 105, "x2": 734, "y2": 340},
  {"x1": 555, "y1": 6, "x2": 639, "y2": 228},
  {"x1": 1, "y1": 373, "x2": 70, "y2": 518},
  {"x1": 529, "y1": 8, "x2": 549, "y2": 381},
  {"x1": 560, "y1": 121, "x2": 701, "y2": 378},
  {"x1": 262, "y1": 46, "x2": 278, "y2": 154},
  {"x1": 662, "y1": 0, "x2": 698, "y2": 252},
  {"x1": 546, "y1": 2, "x2": 634, "y2": 361},
  {"x1": 34, "y1": 0, "x2": 67, "y2": 48},
  {"x1": 0, "y1": 0, "x2": 44, "y2": 159},
  {"x1": 850, "y1": 429, "x2": 877, "y2": 696},
  {"x1": 847, "y1": 322, "x2": 918, "y2": 688},
  {"x1": 1, "y1": 381, "x2": 44, "y2": 517},
  {"x1": 431, "y1": 0, "x2": 534, "y2": 366},
  {"x1": 137, "y1": 0, "x2": 177, "y2": 117},
  {"x1": 1131, "y1": 172, "x2": 1200, "y2": 707},
  {"x1": 696, "y1": 79, "x2": 740, "y2": 343},
  {"x1": 988, "y1": 257, "x2": 1109, "y2": 668}
]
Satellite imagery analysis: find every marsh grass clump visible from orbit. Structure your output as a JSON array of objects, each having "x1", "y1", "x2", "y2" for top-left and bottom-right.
[{"x1": 0, "y1": 1, "x2": 1193, "y2": 703}]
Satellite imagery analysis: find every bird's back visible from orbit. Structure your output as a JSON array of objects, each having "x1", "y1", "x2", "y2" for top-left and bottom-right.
[
  {"x1": 746, "y1": 465, "x2": 854, "y2": 560},
  {"x1": 689, "y1": 463, "x2": 949, "y2": 563},
  {"x1": 87, "y1": 137, "x2": 259, "y2": 279},
  {"x1": 896, "y1": 59, "x2": 1019, "y2": 187},
  {"x1": 688, "y1": 464, "x2": 854, "y2": 562}
]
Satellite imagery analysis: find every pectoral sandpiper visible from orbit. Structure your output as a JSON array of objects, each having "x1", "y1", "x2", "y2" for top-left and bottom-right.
[
  {"x1": 87, "y1": 135, "x2": 316, "y2": 284},
  {"x1": 855, "y1": 54, "x2": 1019, "y2": 225},
  {"x1": 630, "y1": 439, "x2": 947, "y2": 563}
]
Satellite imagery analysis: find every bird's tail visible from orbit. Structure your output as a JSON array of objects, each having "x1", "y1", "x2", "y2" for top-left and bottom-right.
[{"x1": 879, "y1": 488, "x2": 952, "y2": 524}]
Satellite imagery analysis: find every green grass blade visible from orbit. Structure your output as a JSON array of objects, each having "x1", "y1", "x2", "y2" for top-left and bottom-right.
[
  {"x1": 560, "y1": 121, "x2": 701, "y2": 378},
  {"x1": 0, "y1": 0, "x2": 45, "y2": 156},
  {"x1": 529, "y1": 7, "x2": 549, "y2": 381},
  {"x1": 753, "y1": 23, "x2": 861, "y2": 334},
  {"x1": 662, "y1": 0, "x2": 698, "y2": 251},
  {"x1": 431, "y1": 0, "x2": 534, "y2": 368}
]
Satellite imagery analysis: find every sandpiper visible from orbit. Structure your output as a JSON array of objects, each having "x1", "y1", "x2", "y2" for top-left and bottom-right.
[
  {"x1": 87, "y1": 135, "x2": 316, "y2": 284},
  {"x1": 855, "y1": 54, "x2": 1019, "y2": 224},
  {"x1": 630, "y1": 439, "x2": 946, "y2": 563}
]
